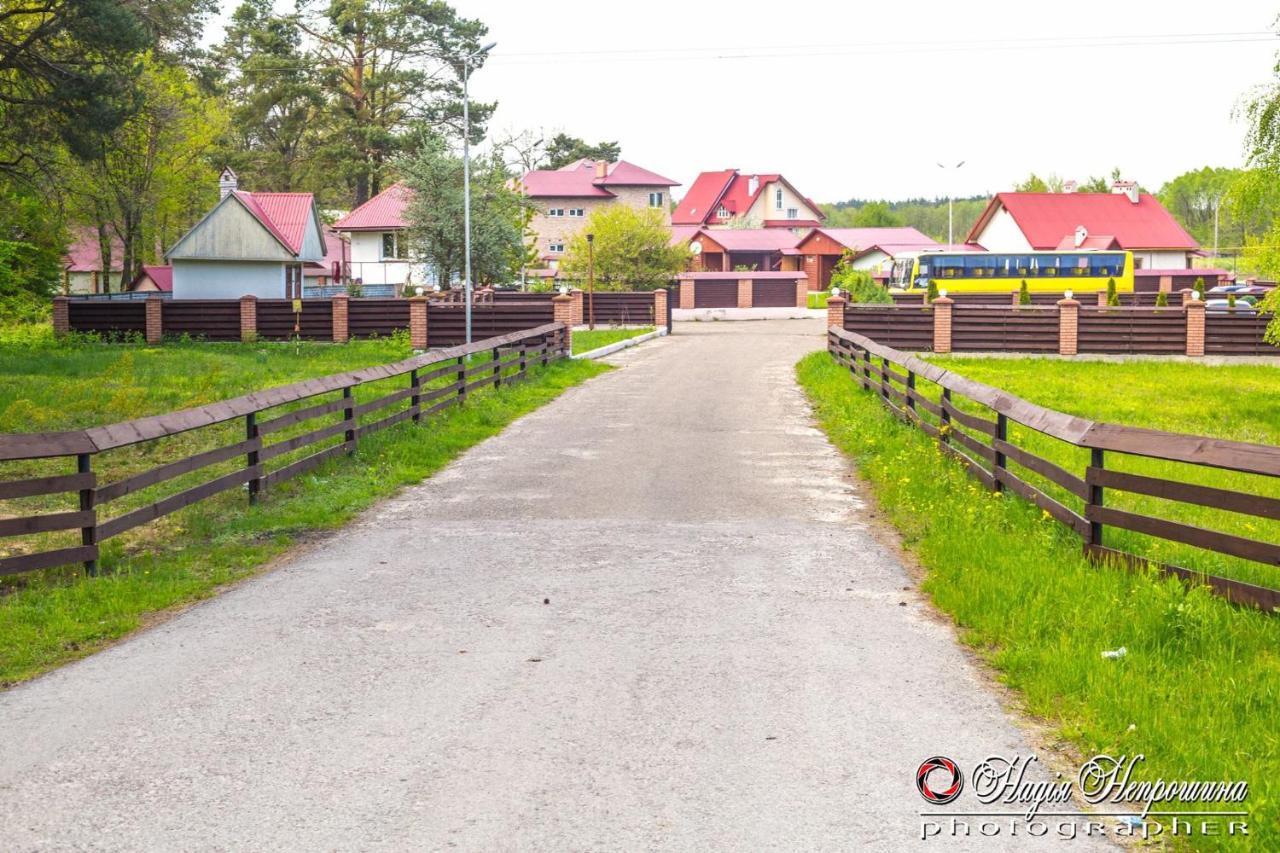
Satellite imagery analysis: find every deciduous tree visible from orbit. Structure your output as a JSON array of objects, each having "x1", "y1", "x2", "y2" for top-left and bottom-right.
[{"x1": 560, "y1": 206, "x2": 689, "y2": 291}]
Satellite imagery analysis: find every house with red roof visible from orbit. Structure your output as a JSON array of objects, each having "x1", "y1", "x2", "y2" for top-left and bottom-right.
[
  {"x1": 62, "y1": 226, "x2": 124, "y2": 294},
  {"x1": 789, "y1": 227, "x2": 944, "y2": 290},
  {"x1": 166, "y1": 168, "x2": 326, "y2": 299},
  {"x1": 684, "y1": 228, "x2": 804, "y2": 273},
  {"x1": 332, "y1": 182, "x2": 422, "y2": 289},
  {"x1": 126, "y1": 265, "x2": 172, "y2": 293},
  {"x1": 521, "y1": 158, "x2": 678, "y2": 271},
  {"x1": 967, "y1": 182, "x2": 1199, "y2": 270},
  {"x1": 672, "y1": 170, "x2": 823, "y2": 231}
]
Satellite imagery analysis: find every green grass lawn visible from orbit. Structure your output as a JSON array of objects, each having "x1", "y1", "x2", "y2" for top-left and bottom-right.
[
  {"x1": 798, "y1": 351, "x2": 1280, "y2": 850},
  {"x1": 927, "y1": 356, "x2": 1280, "y2": 589},
  {"x1": 571, "y1": 325, "x2": 654, "y2": 354},
  {"x1": 807, "y1": 291, "x2": 830, "y2": 309},
  {"x1": 0, "y1": 329, "x2": 607, "y2": 685}
]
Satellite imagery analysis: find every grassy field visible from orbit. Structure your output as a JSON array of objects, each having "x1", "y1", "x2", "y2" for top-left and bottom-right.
[
  {"x1": 798, "y1": 352, "x2": 1279, "y2": 849},
  {"x1": 571, "y1": 325, "x2": 655, "y2": 354},
  {"x1": 927, "y1": 356, "x2": 1280, "y2": 589},
  {"x1": 0, "y1": 329, "x2": 607, "y2": 685}
]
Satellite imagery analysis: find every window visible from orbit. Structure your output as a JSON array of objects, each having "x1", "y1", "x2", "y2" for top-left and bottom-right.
[
  {"x1": 716, "y1": 206, "x2": 730, "y2": 219},
  {"x1": 549, "y1": 242, "x2": 564, "y2": 254},
  {"x1": 775, "y1": 187, "x2": 784, "y2": 209},
  {"x1": 649, "y1": 192, "x2": 664, "y2": 207},
  {"x1": 786, "y1": 208, "x2": 798, "y2": 220},
  {"x1": 548, "y1": 207, "x2": 565, "y2": 217},
  {"x1": 568, "y1": 208, "x2": 584, "y2": 217},
  {"x1": 381, "y1": 232, "x2": 401, "y2": 260}
]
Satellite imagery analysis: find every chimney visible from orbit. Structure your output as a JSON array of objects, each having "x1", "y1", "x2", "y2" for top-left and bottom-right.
[
  {"x1": 747, "y1": 174, "x2": 759, "y2": 195},
  {"x1": 1063, "y1": 179, "x2": 1078, "y2": 194},
  {"x1": 1112, "y1": 180, "x2": 1139, "y2": 204},
  {"x1": 1074, "y1": 225, "x2": 1088, "y2": 248},
  {"x1": 595, "y1": 160, "x2": 608, "y2": 180},
  {"x1": 219, "y1": 167, "x2": 238, "y2": 199}
]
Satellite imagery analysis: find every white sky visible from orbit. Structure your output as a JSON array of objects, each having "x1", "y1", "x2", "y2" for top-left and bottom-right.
[{"x1": 205, "y1": 0, "x2": 1280, "y2": 203}]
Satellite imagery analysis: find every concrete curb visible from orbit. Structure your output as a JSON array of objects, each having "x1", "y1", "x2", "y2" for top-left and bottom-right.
[
  {"x1": 571, "y1": 328, "x2": 667, "y2": 360},
  {"x1": 673, "y1": 307, "x2": 824, "y2": 322}
]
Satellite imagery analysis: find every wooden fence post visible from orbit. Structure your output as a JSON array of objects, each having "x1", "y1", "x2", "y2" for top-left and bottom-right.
[
  {"x1": 552, "y1": 293, "x2": 573, "y2": 355},
  {"x1": 145, "y1": 295, "x2": 163, "y2": 344},
  {"x1": 1185, "y1": 298, "x2": 1206, "y2": 357},
  {"x1": 1057, "y1": 297, "x2": 1079, "y2": 356},
  {"x1": 492, "y1": 344, "x2": 502, "y2": 387},
  {"x1": 457, "y1": 356, "x2": 467, "y2": 404},
  {"x1": 932, "y1": 296, "x2": 953, "y2": 354},
  {"x1": 826, "y1": 295, "x2": 846, "y2": 331},
  {"x1": 409, "y1": 297, "x2": 428, "y2": 350},
  {"x1": 342, "y1": 386, "x2": 356, "y2": 454},
  {"x1": 331, "y1": 294, "x2": 349, "y2": 343},
  {"x1": 940, "y1": 388, "x2": 952, "y2": 443},
  {"x1": 905, "y1": 369, "x2": 916, "y2": 414},
  {"x1": 52, "y1": 296, "x2": 70, "y2": 337},
  {"x1": 240, "y1": 295, "x2": 257, "y2": 342},
  {"x1": 410, "y1": 369, "x2": 421, "y2": 423},
  {"x1": 994, "y1": 413, "x2": 1008, "y2": 492},
  {"x1": 246, "y1": 412, "x2": 261, "y2": 504},
  {"x1": 77, "y1": 453, "x2": 97, "y2": 576},
  {"x1": 1087, "y1": 448, "x2": 1105, "y2": 548}
]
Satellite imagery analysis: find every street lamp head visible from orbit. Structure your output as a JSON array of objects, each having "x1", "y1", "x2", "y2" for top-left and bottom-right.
[{"x1": 479, "y1": 41, "x2": 497, "y2": 54}]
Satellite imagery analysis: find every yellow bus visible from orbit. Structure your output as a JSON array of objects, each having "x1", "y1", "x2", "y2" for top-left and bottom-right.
[{"x1": 888, "y1": 250, "x2": 1134, "y2": 294}]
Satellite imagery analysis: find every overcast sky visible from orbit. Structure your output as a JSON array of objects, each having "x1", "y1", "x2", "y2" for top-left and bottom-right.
[{"x1": 206, "y1": 0, "x2": 1280, "y2": 203}]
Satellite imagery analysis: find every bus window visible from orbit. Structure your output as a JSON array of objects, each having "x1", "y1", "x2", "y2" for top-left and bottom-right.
[{"x1": 1013, "y1": 255, "x2": 1034, "y2": 276}]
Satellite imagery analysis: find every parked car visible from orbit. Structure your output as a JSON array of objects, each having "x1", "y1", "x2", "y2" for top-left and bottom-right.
[{"x1": 1205, "y1": 298, "x2": 1256, "y2": 313}]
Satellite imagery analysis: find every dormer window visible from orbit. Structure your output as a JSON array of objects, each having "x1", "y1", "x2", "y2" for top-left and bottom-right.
[{"x1": 716, "y1": 206, "x2": 730, "y2": 219}]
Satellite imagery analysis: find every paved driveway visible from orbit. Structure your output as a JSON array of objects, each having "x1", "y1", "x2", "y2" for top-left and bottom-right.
[{"x1": 0, "y1": 320, "x2": 1108, "y2": 850}]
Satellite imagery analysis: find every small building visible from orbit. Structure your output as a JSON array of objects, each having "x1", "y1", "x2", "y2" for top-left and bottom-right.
[
  {"x1": 332, "y1": 182, "x2": 429, "y2": 289},
  {"x1": 788, "y1": 227, "x2": 942, "y2": 290},
  {"x1": 521, "y1": 158, "x2": 679, "y2": 272},
  {"x1": 967, "y1": 183, "x2": 1199, "y2": 269},
  {"x1": 303, "y1": 226, "x2": 351, "y2": 292},
  {"x1": 684, "y1": 228, "x2": 802, "y2": 272},
  {"x1": 62, "y1": 227, "x2": 123, "y2": 294},
  {"x1": 672, "y1": 170, "x2": 823, "y2": 231},
  {"x1": 126, "y1": 265, "x2": 172, "y2": 293},
  {"x1": 166, "y1": 169, "x2": 326, "y2": 299}
]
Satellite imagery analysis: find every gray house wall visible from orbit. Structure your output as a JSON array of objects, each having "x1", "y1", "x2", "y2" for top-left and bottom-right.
[
  {"x1": 168, "y1": 200, "x2": 296, "y2": 262},
  {"x1": 172, "y1": 260, "x2": 284, "y2": 300}
]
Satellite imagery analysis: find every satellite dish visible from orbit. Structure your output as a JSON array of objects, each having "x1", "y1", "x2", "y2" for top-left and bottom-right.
[{"x1": 689, "y1": 241, "x2": 703, "y2": 255}]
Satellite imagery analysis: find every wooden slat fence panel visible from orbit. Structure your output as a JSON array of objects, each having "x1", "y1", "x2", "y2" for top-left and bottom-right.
[
  {"x1": 952, "y1": 307, "x2": 1058, "y2": 353},
  {"x1": 692, "y1": 281, "x2": 737, "y2": 308},
  {"x1": 584, "y1": 292, "x2": 658, "y2": 325},
  {"x1": 256, "y1": 299, "x2": 332, "y2": 340},
  {"x1": 1205, "y1": 311, "x2": 1273, "y2": 355},
  {"x1": 67, "y1": 301, "x2": 146, "y2": 335},
  {"x1": 348, "y1": 299, "x2": 410, "y2": 337},
  {"x1": 1078, "y1": 307, "x2": 1186, "y2": 354},
  {"x1": 843, "y1": 306, "x2": 934, "y2": 351},
  {"x1": 161, "y1": 300, "x2": 241, "y2": 340},
  {"x1": 751, "y1": 280, "x2": 796, "y2": 308}
]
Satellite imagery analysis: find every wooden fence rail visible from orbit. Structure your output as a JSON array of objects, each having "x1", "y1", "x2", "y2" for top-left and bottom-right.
[
  {"x1": 0, "y1": 323, "x2": 568, "y2": 578},
  {"x1": 827, "y1": 325, "x2": 1280, "y2": 611}
]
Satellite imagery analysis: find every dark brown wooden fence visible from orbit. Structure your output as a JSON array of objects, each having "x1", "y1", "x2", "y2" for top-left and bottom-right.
[
  {"x1": 843, "y1": 305, "x2": 935, "y2": 351},
  {"x1": 692, "y1": 280, "x2": 737, "y2": 308},
  {"x1": 427, "y1": 303, "x2": 554, "y2": 347},
  {"x1": 828, "y1": 325, "x2": 1280, "y2": 610},
  {"x1": 257, "y1": 299, "x2": 333, "y2": 340},
  {"x1": 68, "y1": 300, "x2": 145, "y2": 334},
  {"x1": 349, "y1": 298, "x2": 410, "y2": 337},
  {"x1": 0, "y1": 323, "x2": 567, "y2": 579},
  {"x1": 752, "y1": 280, "x2": 797, "y2": 307},
  {"x1": 892, "y1": 290, "x2": 1185, "y2": 308},
  {"x1": 161, "y1": 300, "x2": 241, "y2": 341},
  {"x1": 583, "y1": 292, "x2": 659, "y2": 325},
  {"x1": 1206, "y1": 312, "x2": 1275, "y2": 355},
  {"x1": 952, "y1": 306, "x2": 1058, "y2": 353},
  {"x1": 1077, "y1": 307, "x2": 1186, "y2": 355}
]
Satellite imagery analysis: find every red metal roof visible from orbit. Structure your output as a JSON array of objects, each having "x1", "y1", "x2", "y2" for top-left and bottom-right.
[
  {"x1": 131, "y1": 265, "x2": 172, "y2": 292},
  {"x1": 64, "y1": 226, "x2": 123, "y2": 272},
  {"x1": 798, "y1": 227, "x2": 937, "y2": 254},
  {"x1": 671, "y1": 170, "x2": 738, "y2": 225},
  {"x1": 334, "y1": 182, "x2": 412, "y2": 232},
  {"x1": 520, "y1": 159, "x2": 676, "y2": 199},
  {"x1": 673, "y1": 170, "x2": 823, "y2": 227},
  {"x1": 761, "y1": 219, "x2": 822, "y2": 228},
  {"x1": 968, "y1": 192, "x2": 1198, "y2": 250},
  {"x1": 236, "y1": 191, "x2": 314, "y2": 254},
  {"x1": 694, "y1": 228, "x2": 803, "y2": 253},
  {"x1": 1053, "y1": 233, "x2": 1121, "y2": 250},
  {"x1": 676, "y1": 270, "x2": 806, "y2": 280}
]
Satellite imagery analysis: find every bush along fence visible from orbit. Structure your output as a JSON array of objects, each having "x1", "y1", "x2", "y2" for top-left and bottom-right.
[
  {"x1": 826, "y1": 325, "x2": 1280, "y2": 611},
  {"x1": 51, "y1": 288, "x2": 671, "y2": 345},
  {"x1": 0, "y1": 320, "x2": 570, "y2": 579},
  {"x1": 828, "y1": 296, "x2": 1276, "y2": 357}
]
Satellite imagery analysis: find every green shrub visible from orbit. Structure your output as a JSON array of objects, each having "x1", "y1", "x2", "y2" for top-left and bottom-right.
[
  {"x1": 926, "y1": 278, "x2": 939, "y2": 303},
  {"x1": 831, "y1": 258, "x2": 891, "y2": 304},
  {"x1": 1155, "y1": 290, "x2": 1169, "y2": 307},
  {"x1": 1018, "y1": 280, "x2": 1031, "y2": 305},
  {"x1": 1106, "y1": 277, "x2": 1120, "y2": 307}
]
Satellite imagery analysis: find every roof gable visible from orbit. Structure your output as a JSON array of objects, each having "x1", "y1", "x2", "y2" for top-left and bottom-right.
[
  {"x1": 796, "y1": 226, "x2": 936, "y2": 254},
  {"x1": 968, "y1": 192, "x2": 1198, "y2": 250},
  {"x1": 692, "y1": 228, "x2": 803, "y2": 253},
  {"x1": 335, "y1": 182, "x2": 414, "y2": 231},
  {"x1": 167, "y1": 194, "x2": 297, "y2": 262},
  {"x1": 520, "y1": 158, "x2": 678, "y2": 199},
  {"x1": 672, "y1": 170, "x2": 738, "y2": 225}
]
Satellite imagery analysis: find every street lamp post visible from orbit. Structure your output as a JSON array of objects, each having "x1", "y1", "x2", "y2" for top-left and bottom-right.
[
  {"x1": 936, "y1": 160, "x2": 966, "y2": 245},
  {"x1": 462, "y1": 40, "x2": 496, "y2": 346},
  {"x1": 586, "y1": 233, "x2": 596, "y2": 330}
]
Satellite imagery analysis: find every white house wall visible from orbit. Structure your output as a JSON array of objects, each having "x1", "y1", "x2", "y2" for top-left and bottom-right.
[
  {"x1": 971, "y1": 207, "x2": 1033, "y2": 252},
  {"x1": 172, "y1": 260, "x2": 284, "y2": 299},
  {"x1": 168, "y1": 198, "x2": 294, "y2": 262},
  {"x1": 1133, "y1": 250, "x2": 1190, "y2": 269},
  {"x1": 849, "y1": 249, "x2": 890, "y2": 272},
  {"x1": 744, "y1": 180, "x2": 822, "y2": 225}
]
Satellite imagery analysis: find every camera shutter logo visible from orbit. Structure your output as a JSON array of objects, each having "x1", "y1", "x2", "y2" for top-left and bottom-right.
[{"x1": 917, "y1": 756, "x2": 964, "y2": 805}]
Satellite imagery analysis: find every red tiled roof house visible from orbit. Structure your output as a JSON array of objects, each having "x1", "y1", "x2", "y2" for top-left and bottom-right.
[
  {"x1": 672, "y1": 170, "x2": 823, "y2": 231},
  {"x1": 790, "y1": 227, "x2": 942, "y2": 290},
  {"x1": 332, "y1": 182, "x2": 418, "y2": 289},
  {"x1": 520, "y1": 158, "x2": 678, "y2": 271},
  {"x1": 63, "y1": 226, "x2": 124, "y2": 294},
  {"x1": 166, "y1": 169, "x2": 326, "y2": 299},
  {"x1": 967, "y1": 182, "x2": 1199, "y2": 270}
]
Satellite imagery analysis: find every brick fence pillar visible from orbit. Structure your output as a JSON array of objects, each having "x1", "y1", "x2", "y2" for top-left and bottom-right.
[
  {"x1": 331, "y1": 294, "x2": 349, "y2": 343},
  {"x1": 679, "y1": 280, "x2": 694, "y2": 309},
  {"x1": 652, "y1": 287, "x2": 667, "y2": 329},
  {"x1": 1096, "y1": 290, "x2": 1108, "y2": 307},
  {"x1": 409, "y1": 296, "x2": 428, "y2": 350},
  {"x1": 1011, "y1": 290, "x2": 1021, "y2": 307},
  {"x1": 239, "y1": 295, "x2": 257, "y2": 342},
  {"x1": 737, "y1": 278, "x2": 752, "y2": 309},
  {"x1": 1159, "y1": 275, "x2": 1173, "y2": 293},
  {"x1": 1057, "y1": 298, "x2": 1079, "y2": 356},
  {"x1": 932, "y1": 296, "x2": 953, "y2": 354},
  {"x1": 826, "y1": 295, "x2": 846, "y2": 329},
  {"x1": 794, "y1": 277, "x2": 808, "y2": 308},
  {"x1": 1180, "y1": 287, "x2": 1194, "y2": 307},
  {"x1": 570, "y1": 288, "x2": 584, "y2": 326},
  {"x1": 1185, "y1": 299, "x2": 1205, "y2": 357},
  {"x1": 145, "y1": 295, "x2": 163, "y2": 344},
  {"x1": 552, "y1": 293, "x2": 573, "y2": 354},
  {"x1": 52, "y1": 296, "x2": 70, "y2": 336}
]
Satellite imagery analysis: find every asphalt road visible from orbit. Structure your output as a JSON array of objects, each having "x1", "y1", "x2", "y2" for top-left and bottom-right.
[{"x1": 0, "y1": 320, "x2": 1109, "y2": 850}]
